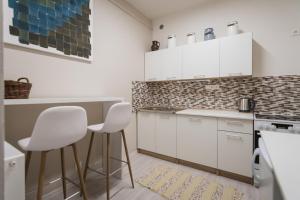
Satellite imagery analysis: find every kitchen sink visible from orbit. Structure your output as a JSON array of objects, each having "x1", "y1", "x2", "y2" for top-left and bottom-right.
[{"x1": 139, "y1": 106, "x2": 185, "y2": 114}]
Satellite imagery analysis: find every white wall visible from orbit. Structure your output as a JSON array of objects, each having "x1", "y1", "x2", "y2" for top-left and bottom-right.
[
  {"x1": 4, "y1": 0, "x2": 151, "y2": 152},
  {"x1": 152, "y1": 0, "x2": 300, "y2": 77},
  {"x1": 0, "y1": 0, "x2": 4, "y2": 197}
]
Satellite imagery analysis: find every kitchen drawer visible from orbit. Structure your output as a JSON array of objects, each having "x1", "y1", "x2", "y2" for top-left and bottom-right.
[
  {"x1": 218, "y1": 118, "x2": 253, "y2": 134},
  {"x1": 218, "y1": 131, "x2": 253, "y2": 177}
]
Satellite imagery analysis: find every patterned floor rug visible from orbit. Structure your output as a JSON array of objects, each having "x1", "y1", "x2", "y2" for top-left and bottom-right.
[{"x1": 136, "y1": 165, "x2": 244, "y2": 200}]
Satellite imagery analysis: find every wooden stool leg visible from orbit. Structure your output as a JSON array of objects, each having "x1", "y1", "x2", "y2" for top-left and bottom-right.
[
  {"x1": 83, "y1": 132, "x2": 95, "y2": 181},
  {"x1": 121, "y1": 130, "x2": 135, "y2": 188},
  {"x1": 37, "y1": 151, "x2": 47, "y2": 200},
  {"x1": 60, "y1": 148, "x2": 67, "y2": 199},
  {"x1": 25, "y1": 151, "x2": 32, "y2": 180},
  {"x1": 106, "y1": 134, "x2": 111, "y2": 200},
  {"x1": 72, "y1": 144, "x2": 88, "y2": 200}
]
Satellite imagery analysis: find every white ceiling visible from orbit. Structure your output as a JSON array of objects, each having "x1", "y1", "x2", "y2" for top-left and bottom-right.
[{"x1": 125, "y1": 0, "x2": 215, "y2": 19}]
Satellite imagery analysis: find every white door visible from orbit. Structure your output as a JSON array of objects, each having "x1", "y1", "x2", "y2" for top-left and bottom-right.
[
  {"x1": 156, "y1": 113, "x2": 177, "y2": 157},
  {"x1": 161, "y1": 48, "x2": 182, "y2": 81},
  {"x1": 177, "y1": 116, "x2": 218, "y2": 168},
  {"x1": 137, "y1": 112, "x2": 156, "y2": 152},
  {"x1": 220, "y1": 32, "x2": 252, "y2": 77},
  {"x1": 218, "y1": 131, "x2": 253, "y2": 177},
  {"x1": 145, "y1": 51, "x2": 162, "y2": 81},
  {"x1": 182, "y1": 40, "x2": 219, "y2": 79}
]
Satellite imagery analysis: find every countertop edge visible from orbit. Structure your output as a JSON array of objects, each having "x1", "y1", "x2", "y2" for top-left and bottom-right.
[{"x1": 137, "y1": 109, "x2": 254, "y2": 120}]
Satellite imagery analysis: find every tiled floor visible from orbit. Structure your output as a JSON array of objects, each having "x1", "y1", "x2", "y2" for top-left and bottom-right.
[{"x1": 41, "y1": 152, "x2": 259, "y2": 200}]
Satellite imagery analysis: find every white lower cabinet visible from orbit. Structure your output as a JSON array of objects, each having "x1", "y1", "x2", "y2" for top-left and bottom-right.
[
  {"x1": 138, "y1": 111, "x2": 253, "y2": 178},
  {"x1": 177, "y1": 116, "x2": 218, "y2": 168},
  {"x1": 137, "y1": 112, "x2": 156, "y2": 152},
  {"x1": 156, "y1": 114, "x2": 177, "y2": 157},
  {"x1": 137, "y1": 112, "x2": 177, "y2": 157},
  {"x1": 218, "y1": 131, "x2": 253, "y2": 177}
]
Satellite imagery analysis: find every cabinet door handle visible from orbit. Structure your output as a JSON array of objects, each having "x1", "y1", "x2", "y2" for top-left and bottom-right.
[
  {"x1": 228, "y1": 73, "x2": 242, "y2": 77},
  {"x1": 167, "y1": 76, "x2": 177, "y2": 80},
  {"x1": 160, "y1": 115, "x2": 170, "y2": 119},
  {"x1": 189, "y1": 118, "x2": 202, "y2": 123},
  {"x1": 226, "y1": 121, "x2": 244, "y2": 126},
  {"x1": 226, "y1": 133, "x2": 243, "y2": 141},
  {"x1": 194, "y1": 75, "x2": 206, "y2": 79}
]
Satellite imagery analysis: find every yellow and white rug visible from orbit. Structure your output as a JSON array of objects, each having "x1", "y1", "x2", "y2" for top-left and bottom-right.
[{"x1": 136, "y1": 165, "x2": 244, "y2": 200}]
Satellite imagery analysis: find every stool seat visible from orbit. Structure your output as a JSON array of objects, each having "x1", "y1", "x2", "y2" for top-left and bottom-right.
[
  {"x1": 83, "y1": 102, "x2": 134, "y2": 200},
  {"x1": 18, "y1": 138, "x2": 30, "y2": 151},
  {"x1": 18, "y1": 106, "x2": 89, "y2": 200},
  {"x1": 88, "y1": 123, "x2": 104, "y2": 133}
]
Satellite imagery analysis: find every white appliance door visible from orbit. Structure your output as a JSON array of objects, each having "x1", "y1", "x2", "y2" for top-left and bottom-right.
[
  {"x1": 259, "y1": 140, "x2": 274, "y2": 200},
  {"x1": 257, "y1": 139, "x2": 283, "y2": 200}
]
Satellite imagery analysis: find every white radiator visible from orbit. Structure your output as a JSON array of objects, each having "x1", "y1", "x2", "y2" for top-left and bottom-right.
[{"x1": 4, "y1": 142, "x2": 25, "y2": 200}]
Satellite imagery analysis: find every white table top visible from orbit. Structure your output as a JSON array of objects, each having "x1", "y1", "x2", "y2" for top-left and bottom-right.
[
  {"x1": 261, "y1": 131, "x2": 300, "y2": 200},
  {"x1": 176, "y1": 109, "x2": 254, "y2": 120},
  {"x1": 4, "y1": 97, "x2": 124, "y2": 105}
]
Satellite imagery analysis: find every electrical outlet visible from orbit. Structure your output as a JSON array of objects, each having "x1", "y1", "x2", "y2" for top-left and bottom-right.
[
  {"x1": 291, "y1": 28, "x2": 300, "y2": 37},
  {"x1": 205, "y1": 85, "x2": 219, "y2": 90}
]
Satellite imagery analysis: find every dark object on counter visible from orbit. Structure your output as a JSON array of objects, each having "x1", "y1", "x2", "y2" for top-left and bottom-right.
[
  {"x1": 5, "y1": 77, "x2": 32, "y2": 99},
  {"x1": 151, "y1": 41, "x2": 160, "y2": 51},
  {"x1": 204, "y1": 28, "x2": 216, "y2": 41},
  {"x1": 237, "y1": 98, "x2": 255, "y2": 112},
  {"x1": 139, "y1": 106, "x2": 184, "y2": 114}
]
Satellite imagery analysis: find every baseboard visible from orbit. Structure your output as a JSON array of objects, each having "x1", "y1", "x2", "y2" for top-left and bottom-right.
[
  {"x1": 137, "y1": 149, "x2": 178, "y2": 164},
  {"x1": 137, "y1": 148, "x2": 253, "y2": 184}
]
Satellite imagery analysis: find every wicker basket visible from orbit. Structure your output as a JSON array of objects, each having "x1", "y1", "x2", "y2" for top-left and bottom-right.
[{"x1": 5, "y1": 77, "x2": 32, "y2": 99}]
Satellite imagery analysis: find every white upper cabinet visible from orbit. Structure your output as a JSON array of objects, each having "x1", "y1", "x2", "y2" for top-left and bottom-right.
[
  {"x1": 145, "y1": 51, "x2": 162, "y2": 81},
  {"x1": 182, "y1": 39, "x2": 219, "y2": 79},
  {"x1": 145, "y1": 47, "x2": 181, "y2": 81},
  {"x1": 161, "y1": 48, "x2": 182, "y2": 81},
  {"x1": 219, "y1": 32, "x2": 252, "y2": 77},
  {"x1": 145, "y1": 33, "x2": 252, "y2": 81}
]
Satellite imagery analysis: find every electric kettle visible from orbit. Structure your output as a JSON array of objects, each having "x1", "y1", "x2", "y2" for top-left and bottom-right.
[{"x1": 237, "y1": 98, "x2": 255, "y2": 112}]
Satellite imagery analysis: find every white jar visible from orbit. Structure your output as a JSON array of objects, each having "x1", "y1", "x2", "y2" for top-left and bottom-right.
[
  {"x1": 227, "y1": 21, "x2": 239, "y2": 36},
  {"x1": 187, "y1": 33, "x2": 196, "y2": 44},
  {"x1": 168, "y1": 35, "x2": 176, "y2": 48}
]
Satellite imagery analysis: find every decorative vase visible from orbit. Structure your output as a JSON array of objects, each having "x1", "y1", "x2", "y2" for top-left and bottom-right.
[
  {"x1": 204, "y1": 28, "x2": 216, "y2": 41},
  {"x1": 151, "y1": 41, "x2": 160, "y2": 51}
]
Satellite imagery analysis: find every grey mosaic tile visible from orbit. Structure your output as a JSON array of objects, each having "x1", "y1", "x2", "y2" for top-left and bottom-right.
[{"x1": 132, "y1": 75, "x2": 300, "y2": 116}]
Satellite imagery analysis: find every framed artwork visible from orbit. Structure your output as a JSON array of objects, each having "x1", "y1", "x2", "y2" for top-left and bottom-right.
[{"x1": 3, "y1": 0, "x2": 93, "y2": 61}]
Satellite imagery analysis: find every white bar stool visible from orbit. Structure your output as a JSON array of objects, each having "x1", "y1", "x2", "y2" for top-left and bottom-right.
[
  {"x1": 18, "y1": 106, "x2": 88, "y2": 200},
  {"x1": 83, "y1": 102, "x2": 134, "y2": 200}
]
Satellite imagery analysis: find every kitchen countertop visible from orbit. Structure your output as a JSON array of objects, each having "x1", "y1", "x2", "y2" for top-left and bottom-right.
[
  {"x1": 176, "y1": 109, "x2": 254, "y2": 120},
  {"x1": 4, "y1": 96, "x2": 124, "y2": 105},
  {"x1": 261, "y1": 131, "x2": 300, "y2": 200}
]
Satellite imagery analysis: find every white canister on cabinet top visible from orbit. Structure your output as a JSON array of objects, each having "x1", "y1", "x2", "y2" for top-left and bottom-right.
[
  {"x1": 186, "y1": 32, "x2": 196, "y2": 44},
  {"x1": 227, "y1": 21, "x2": 239, "y2": 36},
  {"x1": 168, "y1": 35, "x2": 176, "y2": 48}
]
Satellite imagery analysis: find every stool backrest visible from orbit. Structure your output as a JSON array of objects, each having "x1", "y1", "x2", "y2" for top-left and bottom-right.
[
  {"x1": 27, "y1": 106, "x2": 87, "y2": 151},
  {"x1": 102, "y1": 102, "x2": 131, "y2": 133}
]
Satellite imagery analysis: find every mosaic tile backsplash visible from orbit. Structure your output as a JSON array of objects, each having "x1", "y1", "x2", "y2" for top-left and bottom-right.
[{"x1": 132, "y1": 75, "x2": 300, "y2": 116}]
